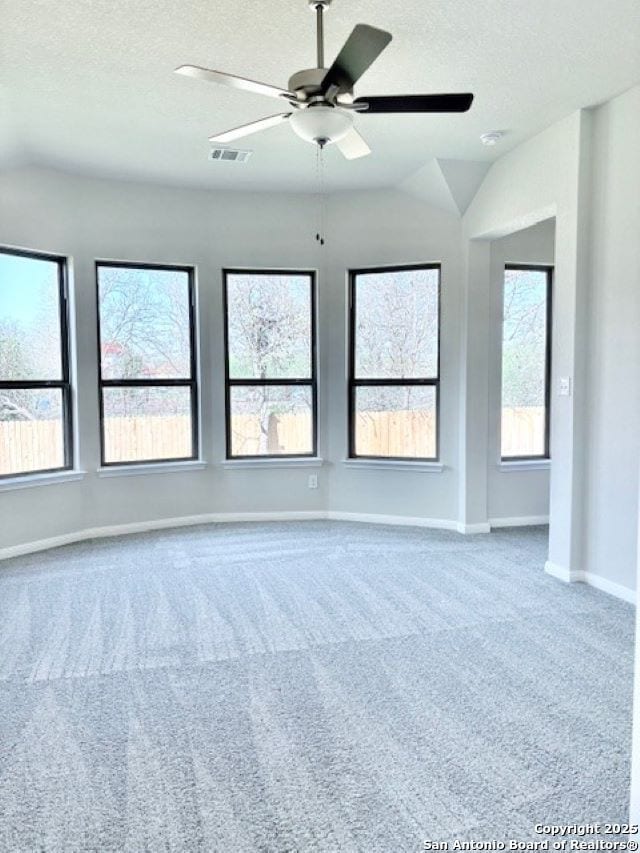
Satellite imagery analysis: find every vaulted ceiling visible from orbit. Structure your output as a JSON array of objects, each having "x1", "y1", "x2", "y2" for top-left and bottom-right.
[{"x1": 2, "y1": 0, "x2": 639, "y2": 199}]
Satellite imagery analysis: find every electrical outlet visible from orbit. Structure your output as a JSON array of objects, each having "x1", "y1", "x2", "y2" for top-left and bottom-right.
[
  {"x1": 308, "y1": 474, "x2": 318, "y2": 489},
  {"x1": 559, "y1": 376, "x2": 572, "y2": 397}
]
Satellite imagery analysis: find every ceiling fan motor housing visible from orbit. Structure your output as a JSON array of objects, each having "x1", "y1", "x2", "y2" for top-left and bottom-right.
[
  {"x1": 288, "y1": 68, "x2": 352, "y2": 104},
  {"x1": 288, "y1": 68, "x2": 328, "y2": 99}
]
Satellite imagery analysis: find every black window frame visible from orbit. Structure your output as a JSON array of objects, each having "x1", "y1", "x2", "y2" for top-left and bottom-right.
[
  {"x1": 222, "y1": 268, "x2": 318, "y2": 460},
  {"x1": 348, "y1": 263, "x2": 441, "y2": 462},
  {"x1": 500, "y1": 263, "x2": 553, "y2": 462},
  {"x1": 95, "y1": 260, "x2": 199, "y2": 467},
  {"x1": 0, "y1": 246, "x2": 73, "y2": 479}
]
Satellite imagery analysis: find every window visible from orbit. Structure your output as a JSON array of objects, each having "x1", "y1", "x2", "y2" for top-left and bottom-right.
[
  {"x1": 349, "y1": 265, "x2": 440, "y2": 460},
  {"x1": 0, "y1": 247, "x2": 73, "y2": 478},
  {"x1": 223, "y1": 270, "x2": 316, "y2": 458},
  {"x1": 500, "y1": 264, "x2": 552, "y2": 460},
  {"x1": 96, "y1": 262, "x2": 198, "y2": 466}
]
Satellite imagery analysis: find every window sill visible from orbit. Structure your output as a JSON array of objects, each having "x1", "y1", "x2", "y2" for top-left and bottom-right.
[
  {"x1": 342, "y1": 459, "x2": 444, "y2": 473},
  {"x1": 221, "y1": 457, "x2": 325, "y2": 469},
  {"x1": 0, "y1": 469, "x2": 86, "y2": 492},
  {"x1": 97, "y1": 460, "x2": 207, "y2": 478},
  {"x1": 498, "y1": 459, "x2": 550, "y2": 472}
]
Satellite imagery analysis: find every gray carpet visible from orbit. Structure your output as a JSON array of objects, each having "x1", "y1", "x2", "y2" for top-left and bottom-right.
[{"x1": 0, "y1": 522, "x2": 633, "y2": 851}]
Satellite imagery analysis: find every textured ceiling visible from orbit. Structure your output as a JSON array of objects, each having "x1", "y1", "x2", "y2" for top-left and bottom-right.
[{"x1": 2, "y1": 0, "x2": 639, "y2": 194}]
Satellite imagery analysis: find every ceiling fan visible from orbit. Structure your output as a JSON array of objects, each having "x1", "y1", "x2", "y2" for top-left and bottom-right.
[{"x1": 175, "y1": 0, "x2": 473, "y2": 160}]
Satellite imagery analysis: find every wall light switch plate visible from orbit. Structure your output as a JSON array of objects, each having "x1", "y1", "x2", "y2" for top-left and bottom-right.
[
  {"x1": 308, "y1": 474, "x2": 318, "y2": 489},
  {"x1": 559, "y1": 376, "x2": 572, "y2": 396}
]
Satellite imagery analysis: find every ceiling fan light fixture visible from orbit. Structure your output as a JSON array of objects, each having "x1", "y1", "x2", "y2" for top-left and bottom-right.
[{"x1": 289, "y1": 105, "x2": 353, "y2": 145}]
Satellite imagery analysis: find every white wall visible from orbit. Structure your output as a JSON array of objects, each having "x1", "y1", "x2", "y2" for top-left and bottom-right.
[
  {"x1": 324, "y1": 192, "x2": 462, "y2": 521},
  {"x1": 464, "y1": 85, "x2": 640, "y2": 599},
  {"x1": 464, "y1": 109, "x2": 590, "y2": 579},
  {"x1": 459, "y1": 114, "x2": 577, "y2": 535},
  {"x1": 0, "y1": 167, "x2": 464, "y2": 549},
  {"x1": 583, "y1": 86, "x2": 640, "y2": 594},
  {"x1": 487, "y1": 219, "x2": 555, "y2": 521}
]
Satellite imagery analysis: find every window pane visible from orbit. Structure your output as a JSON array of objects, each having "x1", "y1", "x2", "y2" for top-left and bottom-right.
[
  {"x1": 0, "y1": 252, "x2": 62, "y2": 380},
  {"x1": 0, "y1": 388, "x2": 65, "y2": 475},
  {"x1": 229, "y1": 385, "x2": 313, "y2": 456},
  {"x1": 354, "y1": 385, "x2": 436, "y2": 459},
  {"x1": 501, "y1": 268, "x2": 549, "y2": 458},
  {"x1": 226, "y1": 273, "x2": 312, "y2": 379},
  {"x1": 102, "y1": 386, "x2": 193, "y2": 464},
  {"x1": 98, "y1": 266, "x2": 192, "y2": 380},
  {"x1": 354, "y1": 268, "x2": 439, "y2": 379}
]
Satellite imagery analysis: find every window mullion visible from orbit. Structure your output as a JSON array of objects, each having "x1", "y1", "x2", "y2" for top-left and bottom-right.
[
  {"x1": 351, "y1": 378, "x2": 439, "y2": 386},
  {"x1": 100, "y1": 378, "x2": 193, "y2": 388},
  {"x1": 0, "y1": 380, "x2": 69, "y2": 389}
]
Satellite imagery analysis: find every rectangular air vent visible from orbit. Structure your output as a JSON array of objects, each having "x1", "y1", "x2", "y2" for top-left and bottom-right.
[{"x1": 209, "y1": 147, "x2": 253, "y2": 163}]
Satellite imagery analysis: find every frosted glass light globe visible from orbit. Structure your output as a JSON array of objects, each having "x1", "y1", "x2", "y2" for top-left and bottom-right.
[{"x1": 290, "y1": 105, "x2": 353, "y2": 144}]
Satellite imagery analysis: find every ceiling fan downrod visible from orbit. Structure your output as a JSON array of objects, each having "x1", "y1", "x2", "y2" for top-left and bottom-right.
[{"x1": 310, "y1": 0, "x2": 332, "y2": 70}]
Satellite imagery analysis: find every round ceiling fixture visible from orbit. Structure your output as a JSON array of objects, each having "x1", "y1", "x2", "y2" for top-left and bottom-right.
[
  {"x1": 480, "y1": 131, "x2": 504, "y2": 146},
  {"x1": 290, "y1": 105, "x2": 353, "y2": 146}
]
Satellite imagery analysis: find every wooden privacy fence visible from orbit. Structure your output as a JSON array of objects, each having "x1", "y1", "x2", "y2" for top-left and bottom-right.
[
  {"x1": 230, "y1": 412, "x2": 312, "y2": 456},
  {"x1": 0, "y1": 407, "x2": 547, "y2": 472},
  {"x1": 230, "y1": 410, "x2": 436, "y2": 456},
  {"x1": 104, "y1": 416, "x2": 192, "y2": 463},
  {"x1": 354, "y1": 410, "x2": 436, "y2": 458},
  {"x1": 0, "y1": 419, "x2": 64, "y2": 475},
  {"x1": 501, "y1": 406, "x2": 546, "y2": 456}
]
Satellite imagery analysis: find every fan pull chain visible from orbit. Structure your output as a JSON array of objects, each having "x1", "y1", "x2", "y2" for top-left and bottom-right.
[{"x1": 315, "y1": 143, "x2": 326, "y2": 246}]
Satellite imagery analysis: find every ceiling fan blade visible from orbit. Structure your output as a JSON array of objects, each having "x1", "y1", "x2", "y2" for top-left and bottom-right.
[
  {"x1": 335, "y1": 127, "x2": 371, "y2": 160},
  {"x1": 176, "y1": 65, "x2": 295, "y2": 102},
  {"x1": 321, "y1": 24, "x2": 392, "y2": 95},
  {"x1": 354, "y1": 93, "x2": 474, "y2": 113},
  {"x1": 209, "y1": 113, "x2": 292, "y2": 143}
]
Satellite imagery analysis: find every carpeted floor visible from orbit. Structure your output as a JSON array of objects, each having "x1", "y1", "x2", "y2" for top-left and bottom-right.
[{"x1": 0, "y1": 522, "x2": 634, "y2": 851}]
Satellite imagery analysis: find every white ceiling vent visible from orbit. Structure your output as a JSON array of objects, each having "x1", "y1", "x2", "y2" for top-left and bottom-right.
[{"x1": 209, "y1": 147, "x2": 253, "y2": 163}]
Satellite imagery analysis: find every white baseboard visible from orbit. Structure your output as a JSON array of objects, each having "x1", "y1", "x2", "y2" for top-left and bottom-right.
[
  {"x1": 545, "y1": 560, "x2": 635, "y2": 604},
  {"x1": 0, "y1": 511, "x2": 328, "y2": 561},
  {"x1": 490, "y1": 515, "x2": 549, "y2": 528},
  {"x1": 326, "y1": 511, "x2": 458, "y2": 531},
  {"x1": 327, "y1": 512, "x2": 491, "y2": 535},
  {"x1": 0, "y1": 509, "x2": 498, "y2": 562},
  {"x1": 456, "y1": 521, "x2": 492, "y2": 534},
  {"x1": 544, "y1": 560, "x2": 581, "y2": 583},
  {"x1": 581, "y1": 571, "x2": 636, "y2": 605}
]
